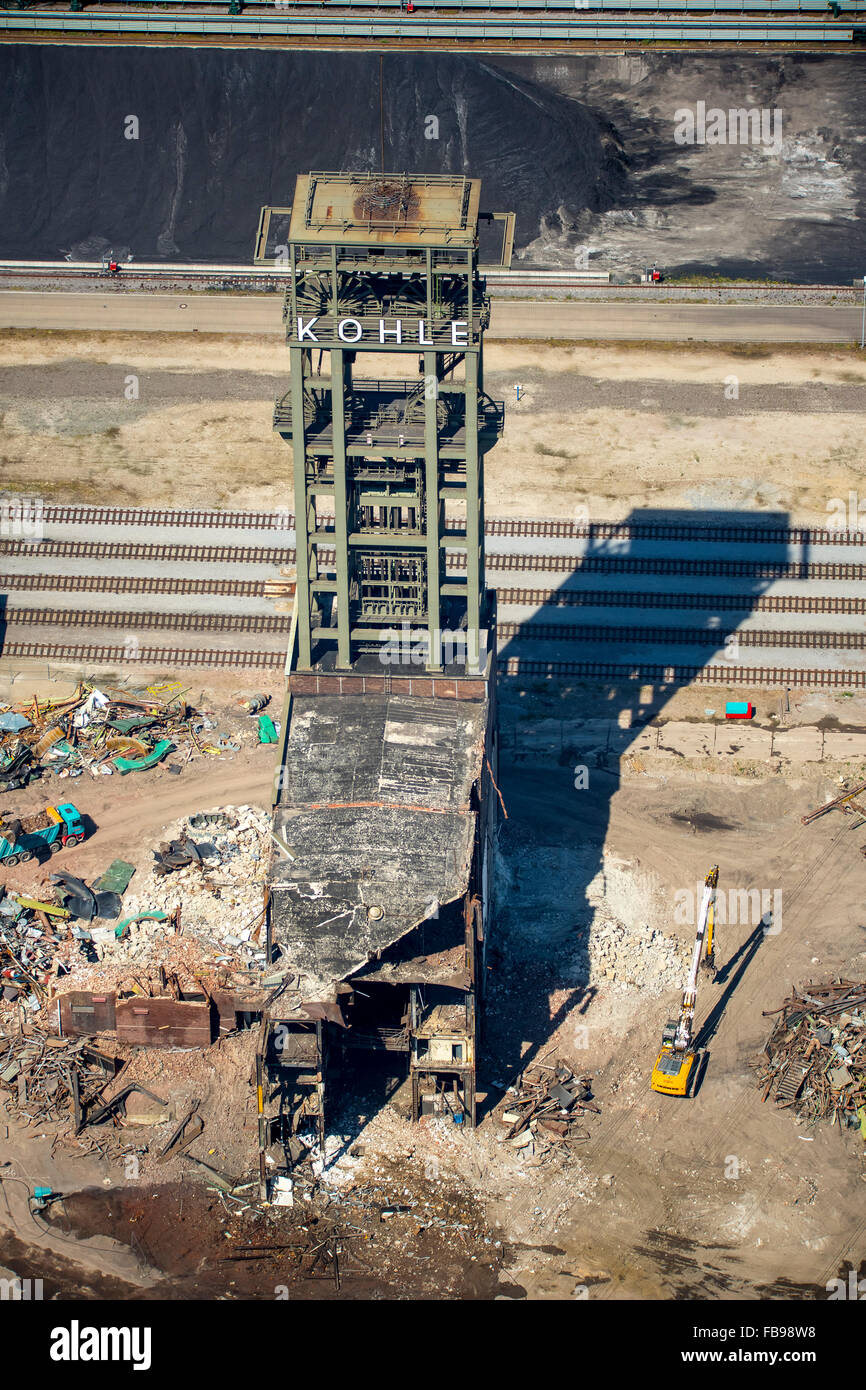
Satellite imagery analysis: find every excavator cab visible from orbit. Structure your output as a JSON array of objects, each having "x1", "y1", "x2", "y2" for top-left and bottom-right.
[{"x1": 651, "y1": 1044, "x2": 697, "y2": 1097}]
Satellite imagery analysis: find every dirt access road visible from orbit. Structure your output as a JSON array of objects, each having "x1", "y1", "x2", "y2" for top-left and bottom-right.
[
  {"x1": 0, "y1": 291, "x2": 861, "y2": 343},
  {"x1": 2, "y1": 331, "x2": 865, "y2": 527}
]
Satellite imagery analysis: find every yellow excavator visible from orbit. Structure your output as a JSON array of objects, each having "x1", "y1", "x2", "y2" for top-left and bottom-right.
[{"x1": 651, "y1": 865, "x2": 719, "y2": 1097}]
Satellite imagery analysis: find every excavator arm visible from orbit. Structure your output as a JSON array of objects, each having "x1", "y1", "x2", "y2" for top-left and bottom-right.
[{"x1": 651, "y1": 866, "x2": 719, "y2": 1097}]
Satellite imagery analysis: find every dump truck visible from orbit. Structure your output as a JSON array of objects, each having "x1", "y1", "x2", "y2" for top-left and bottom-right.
[{"x1": 0, "y1": 804, "x2": 85, "y2": 866}]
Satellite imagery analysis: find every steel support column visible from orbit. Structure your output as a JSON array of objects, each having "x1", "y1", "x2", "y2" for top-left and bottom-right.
[
  {"x1": 290, "y1": 344, "x2": 312, "y2": 669},
  {"x1": 424, "y1": 348, "x2": 443, "y2": 672},
  {"x1": 330, "y1": 348, "x2": 352, "y2": 668}
]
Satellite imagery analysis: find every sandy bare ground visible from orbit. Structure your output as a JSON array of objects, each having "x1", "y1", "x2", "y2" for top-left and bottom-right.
[
  {"x1": 1, "y1": 331, "x2": 865, "y2": 525},
  {"x1": 484, "y1": 746, "x2": 866, "y2": 1300}
]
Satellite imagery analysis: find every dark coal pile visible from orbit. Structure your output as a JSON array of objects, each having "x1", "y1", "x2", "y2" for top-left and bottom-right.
[
  {"x1": 0, "y1": 47, "x2": 625, "y2": 264},
  {"x1": 1, "y1": 48, "x2": 864, "y2": 280}
]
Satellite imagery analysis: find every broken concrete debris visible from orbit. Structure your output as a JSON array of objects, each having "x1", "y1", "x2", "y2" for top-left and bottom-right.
[
  {"x1": 0, "y1": 806, "x2": 270, "y2": 1019},
  {"x1": 754, "y1": 978, "x2": 866, "y2": 1141}
]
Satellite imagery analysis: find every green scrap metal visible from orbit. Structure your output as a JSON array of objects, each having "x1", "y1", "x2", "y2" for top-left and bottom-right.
[
  {"x1": 112, "y1": 739, "x2": 174, "y2": 775},
  {"x1": 257, "y1": 715, "x2": 278, "y2": 744},
  {"x1": 108, "y1": 716, "x2": 159, "y2": 735},
  {"x1": 114, "y1": 910, "x2": 170, "y2": 939},
  {"x1": 92, "y1": 860, "x2": 136, "y2": 895}
]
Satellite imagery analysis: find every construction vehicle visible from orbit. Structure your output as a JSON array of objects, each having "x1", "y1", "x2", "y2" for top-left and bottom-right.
[
  {"x1": 0, "y1": 804, "x2": 85, "y2": 866},
  {"x1": 651, "y1": 865, "x2": 719, "y2": 1097}
]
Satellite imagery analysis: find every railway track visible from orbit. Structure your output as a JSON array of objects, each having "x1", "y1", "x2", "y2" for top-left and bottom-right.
[
  {"x1": 0, "y1": 642, "x2": 283, "y2": 670},
  {"x1": 7, "y1": 608, "x2": 860, "y2": 649},
  {"x1": 497, "y1": 621, "x2": 866, "y2": 650},
  {"x1": 498, "y1": 659, "x2": 866, "y2": 687},
  {"x1": 498, "y1": 588, "x2": 866, "y2": 614},
  {"x1": 34, "y1": 504, "x2": 866, "y2": 549},
  {"x1": 6, "y1": 538, "x2": 866, "y2": 582},
  {"x1": 488, "y1": 554, "x2": 866, "y2": 580},
  {"x1": 3, "y1": 608, "x2": 290, "y2": 634},
  {"x1": 3, "y1": 640, "x2": 862, "y2": 687},
  {"x1": 0, "y1": 539, "x2": 293, "y2": 565},
  {"x1": 9, "y1": 573, "x2": 865, "y2": 615},
  {"x1": 1, "y1": 573, "x2": 268, "y2": 597}
]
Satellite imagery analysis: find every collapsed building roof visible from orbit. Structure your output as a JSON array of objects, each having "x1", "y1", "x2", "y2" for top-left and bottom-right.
[{"x1": 269, "y1": 692, "x2": 487, "y2": 1009}]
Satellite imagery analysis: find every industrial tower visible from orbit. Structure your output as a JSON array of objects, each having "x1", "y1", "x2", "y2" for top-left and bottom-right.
[
  {"x1": 255, "y1": 171, "x2": 511, "y2": 673},
  {"x1": 254, "y1": 174, "x2": 512, "y2": 1181}
]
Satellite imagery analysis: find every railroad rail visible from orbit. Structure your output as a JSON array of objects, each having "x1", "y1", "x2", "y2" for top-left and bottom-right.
[
  {"x1": 0, "y1": 642, "x2": 282, "y2": 670},
  {"x1": 2, "y1": 640, "x2": 863, "y2": 689},
  {"x1": 497, "y1": 621, "x2": 866, "y2": 650},
  {"x1": 3, "y1": 608, "x2": 290, "y2": 634},
  {"x1": 25, "y1": 505, "x2": 866, "y2": 549},
  {"x1": 498, "y1": 588, "x2": 866, "y2": 614},
  {"x1": 0, "y1": 12, "x2": 856, "y2": 41},
  {"x1": 7, "y1": 608, "x2": 858, "y2": 650},
  {"x1": 0, "y1": 539, "x2": 293, "y2": 564},
  {"x1": 6, "y1": 1, "x2": 861, "y2": 11},
  {"x1": 487, "y1": 554, "x2": 866, "y2": 580},
  {"x1": 8, "y1": 573, "x2": 865, "y2": 615},
  {"x1": 5, "y1": 537, "x2": 866, "y2": 581},
  {"x1": 0, "y1": 264, "x2": 855, "y2": 296},
  {"x1": 1, "y1": 573, "x2": 268, "y2": 597},
  {"x1": 497, "y1": 660, "x2": 866, "y2": 688}
]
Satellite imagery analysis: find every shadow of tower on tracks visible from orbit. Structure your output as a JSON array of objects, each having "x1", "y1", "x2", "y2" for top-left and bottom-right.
[{"x1": 483, "y1": 504, "x2": 805, "y2": 1113}]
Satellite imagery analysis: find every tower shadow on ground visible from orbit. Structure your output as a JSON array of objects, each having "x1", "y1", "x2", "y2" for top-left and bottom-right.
[{"x1": 481, "y1": 504, "x2": 800, "y2": 1116}]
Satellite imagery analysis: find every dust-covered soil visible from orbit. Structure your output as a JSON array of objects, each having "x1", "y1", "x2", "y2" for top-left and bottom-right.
[
  {"x1": 2, "y1": 669, "x2": 866, "y2": 1301},
  {"x1": 2, "y1": 331, "x2": 865, "y2": 528}
]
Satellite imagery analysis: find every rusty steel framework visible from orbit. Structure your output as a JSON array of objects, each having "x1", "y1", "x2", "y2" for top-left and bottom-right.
[
  {"x1": 259, "y1": 170, "x2": 510, "y2": 673},
  {"x1": 254, "y1": 173, "x2": 511, "y2": 1196}
]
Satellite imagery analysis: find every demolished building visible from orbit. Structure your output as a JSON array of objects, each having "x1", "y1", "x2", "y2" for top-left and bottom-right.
[{"x1": 255, "y1": 172, "x2": 513, "y2": 1187}]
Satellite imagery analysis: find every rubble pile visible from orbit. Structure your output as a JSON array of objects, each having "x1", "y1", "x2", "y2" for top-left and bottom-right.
[
  {"x1": 0, "y1": 682, "x2": 273, "y2": 789},
  {"x1": 495, "y1": 1059, "x2": 600, "y2": 1162},
  {"x1": 107, "y1": 806, "x2": 271, "y2": 971},
  {"x1": 580, "y1": 912, "x2": 688, "y2": 995},
  {"x1": 0, "y1": 806, "x2": 272, "y2": 1011},
  {"x1": 0, "y1": 1027, "x2": 118, "y2": 1128},
  {"x1": 754, "y1": 979, "x2": 866, "y2": 1138}
]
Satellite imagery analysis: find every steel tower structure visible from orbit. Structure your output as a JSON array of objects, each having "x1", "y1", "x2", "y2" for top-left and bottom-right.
[{"x1": 256, "y1": 171, "x2": 510, "y2": 673}]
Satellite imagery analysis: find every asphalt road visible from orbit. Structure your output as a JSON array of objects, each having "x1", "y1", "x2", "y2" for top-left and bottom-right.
[{"x1": 0, "y1": 291, "x2": 862, "y2": 344}]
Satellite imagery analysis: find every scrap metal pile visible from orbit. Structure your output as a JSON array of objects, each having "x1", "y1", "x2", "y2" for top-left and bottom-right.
[
  {"x1": 0, "y1": 1027, "x2": 120, "y2": 1131},
  {"x1": 497, "y1": 1059, "x2": 600, "y2": 1159},
  {"x1": 0, "y1": 682, "x2": 273, "y2": 788},
  {"x1": 0, "y1": 861, "x2": 145, "y2": 1009},
  {"x1": 754, "y1": 979, "x2": 866, "y2": 1137}
]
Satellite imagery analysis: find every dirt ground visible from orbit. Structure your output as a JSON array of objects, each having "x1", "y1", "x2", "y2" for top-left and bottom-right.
[
  {"x1": 2, "y1": 330, "x2": 865, "y2": 528},
  {"x1": 1, "y1": 663, "x2": 865, "y2": 1301},
  {"x1": 2, "y1": 326, "x2": 866, "y2": 1301},
  {"x1": 0, "y1": 668, "x2": 284, "y2": 897}
]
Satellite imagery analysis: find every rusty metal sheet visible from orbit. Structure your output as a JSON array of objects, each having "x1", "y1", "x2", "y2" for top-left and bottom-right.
[
  {"x1": 59, "y1": 991, "x2": 116, "y2": 1036},
  {"x1": 300, "y1": 1001, "x2": 347, "y2": 1027},
  {"x1": 115, "y1": 997, "x2": 213, "y2": 1049}
]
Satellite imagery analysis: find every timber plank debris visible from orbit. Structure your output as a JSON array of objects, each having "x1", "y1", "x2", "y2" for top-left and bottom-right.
[{"x1": 494, "y1": 1058, "x2": 600, "y2": 1159}]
